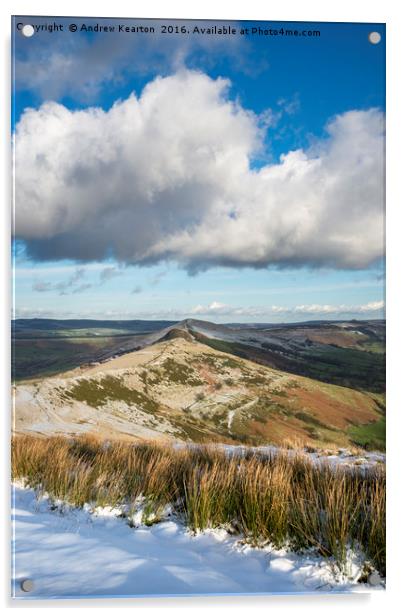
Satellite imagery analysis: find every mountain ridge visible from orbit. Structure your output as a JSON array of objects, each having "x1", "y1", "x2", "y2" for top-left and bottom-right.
[{"x1": 13, "y1": 335, "x2": 385, "y2": 450}]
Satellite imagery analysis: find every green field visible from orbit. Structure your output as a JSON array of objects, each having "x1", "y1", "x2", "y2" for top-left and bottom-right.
[{"x1": 348, "y1": 417, "x2": 386, "y2": 450}]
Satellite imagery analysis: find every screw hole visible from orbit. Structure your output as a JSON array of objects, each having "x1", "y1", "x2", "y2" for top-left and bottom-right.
[
  {"x1": 20, "y1": 578, "x2": 34, "y2": 592},
  {"x1": 368, "y1": 32, "x2": 381, "y2": 45},
  {"x1": 22, "y1": 24, "x2": 35, "y2": 37}
]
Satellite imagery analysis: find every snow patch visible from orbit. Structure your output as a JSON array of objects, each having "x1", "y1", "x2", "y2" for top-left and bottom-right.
[
  {"x1": 12, "y1": 485, "x2": 384, "y2": 599},
  {"x1": 227, "y1": 410, "x2": 235, "y2": 431}
]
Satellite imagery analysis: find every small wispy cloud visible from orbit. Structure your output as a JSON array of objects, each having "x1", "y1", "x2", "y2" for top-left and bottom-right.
[
  {"x1": 277, "y1": 93, "x2": 300, "y2": 116},
  {"x1": 72, "y1": 283, "x2": 93, "y2": 294},
  {"x1": 32, "y1": 281, "x2": 53, "y2": 293},
  {"x1": 32, "y1": 267, "x2": 87, "y2": 294},
  {"x1": 99, "y1": 266, "x2": 122, "y2": 284},
  {"x1": 32, "y1": 265, "x2": 125, "y2": 295},
  {"x1": 149, "y1": 271, "x2": 168, "y2": 287}
]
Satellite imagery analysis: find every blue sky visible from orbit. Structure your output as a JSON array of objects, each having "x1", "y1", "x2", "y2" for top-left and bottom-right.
[{"x1": 12, "y1": 17, "x2": 385, "y2": 322}]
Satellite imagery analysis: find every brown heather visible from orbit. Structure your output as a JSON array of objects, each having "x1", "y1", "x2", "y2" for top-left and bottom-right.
[{"x1": 12, "y1": 434, "x2": 385, "y2": 576}]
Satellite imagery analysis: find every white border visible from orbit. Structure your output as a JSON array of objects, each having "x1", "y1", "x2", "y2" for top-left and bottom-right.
[{"x1": 1, "y1": 1, "x2": 401, "y2": 614}]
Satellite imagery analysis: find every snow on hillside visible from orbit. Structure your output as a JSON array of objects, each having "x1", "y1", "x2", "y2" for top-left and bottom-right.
[
  {"x1": 221, "y1": 445, "x2": 385, "y2": 471},
  {"x1": 172, "y1": 442, "x2": 385, "y2": 472},
  {"x1": 12, "y1": 485, "x2": 384, "y2": 599}
]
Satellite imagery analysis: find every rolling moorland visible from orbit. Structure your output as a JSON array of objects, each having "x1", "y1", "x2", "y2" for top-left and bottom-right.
[
  {"x1": 12, "y1": 318, "x2": 386, "y2": 589},
  {"x1": 12, "y1": 318, "x2": 385, "y2": 451}
]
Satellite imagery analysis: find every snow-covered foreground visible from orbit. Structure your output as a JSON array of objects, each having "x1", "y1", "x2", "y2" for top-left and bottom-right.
[{"x1": 12, "y1": 485, "x2": 383, "y2": 599}]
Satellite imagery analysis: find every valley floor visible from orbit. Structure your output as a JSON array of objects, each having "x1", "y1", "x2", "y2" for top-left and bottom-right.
[{"x1": 12, "y1": 485, "x2": 383, "y2": 599}]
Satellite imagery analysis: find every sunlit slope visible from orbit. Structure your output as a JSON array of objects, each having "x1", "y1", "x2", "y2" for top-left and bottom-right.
[{"x1": 13, "y1": 336, "x2": 385, "y2": 450}]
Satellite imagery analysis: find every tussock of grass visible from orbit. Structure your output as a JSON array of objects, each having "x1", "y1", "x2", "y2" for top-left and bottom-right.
[{"x1": 12, "y1": 434, "x2": 385, "y2": 576}]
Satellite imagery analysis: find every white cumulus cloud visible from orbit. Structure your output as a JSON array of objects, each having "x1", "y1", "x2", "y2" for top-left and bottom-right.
[{"x1": 14, "y1": 70, "x2": 385, "y2": 271}]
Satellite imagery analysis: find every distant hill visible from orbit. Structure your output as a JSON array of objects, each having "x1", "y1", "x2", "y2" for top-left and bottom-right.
[
  {"x1": 12, "y1": 318, "x2": 177, "y2": 337},
  {"x1": 12, "y1": 317, "x2": 385, "y2": 392}
]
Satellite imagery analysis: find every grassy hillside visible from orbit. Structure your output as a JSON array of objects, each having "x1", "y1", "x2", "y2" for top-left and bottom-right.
[
  {"x1": 14, "y1": 337, "x2": 385, "y2": 451},
  {"x1": 195, "y1": 332, "x2": 385, "y2": 393}
]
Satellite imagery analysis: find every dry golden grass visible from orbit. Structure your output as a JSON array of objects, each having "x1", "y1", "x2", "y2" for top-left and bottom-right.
[{"x1": 12, "y1": 434, "x2": 385, "y2": 576}]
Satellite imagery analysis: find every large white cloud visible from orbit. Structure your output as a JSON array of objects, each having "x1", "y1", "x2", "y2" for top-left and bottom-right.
[{"x1": 14, "y1": 70, "x2": 385, "y2": 270}]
